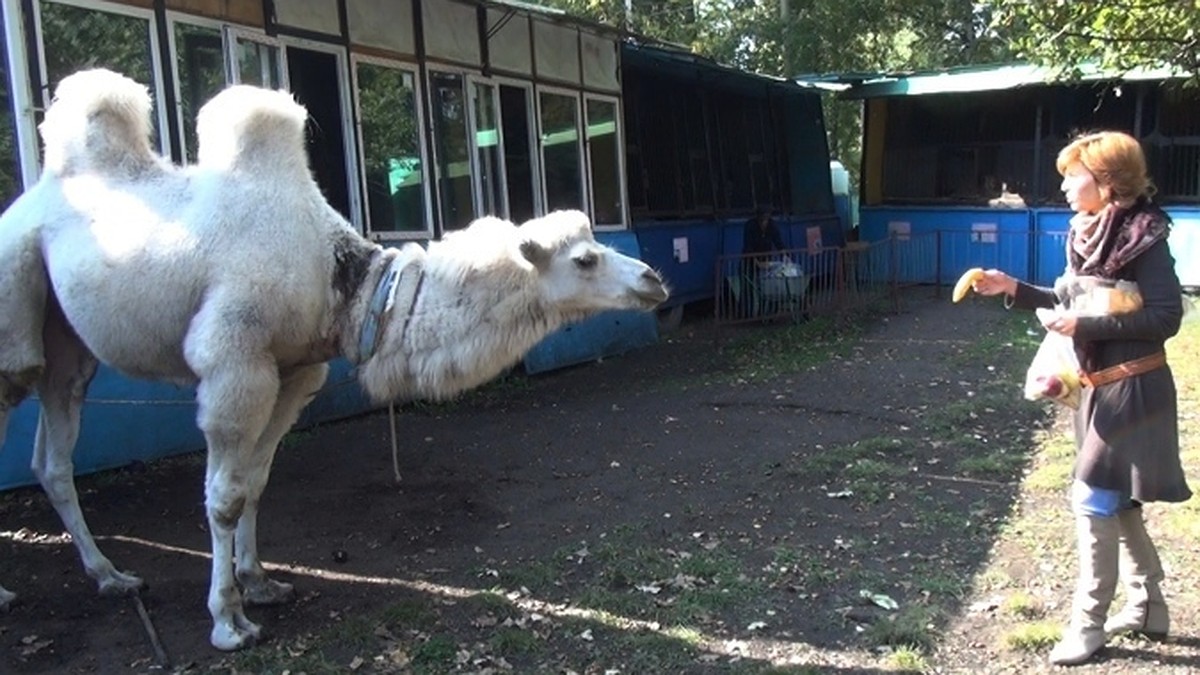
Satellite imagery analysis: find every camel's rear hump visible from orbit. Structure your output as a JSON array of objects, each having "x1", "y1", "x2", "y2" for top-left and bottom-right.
[
  {"x1": 195, "y1": 85, "x2": 311, "y2": 179},
  {"x1": 38, "y1": 68, "x2": 157, "y2": 178}
]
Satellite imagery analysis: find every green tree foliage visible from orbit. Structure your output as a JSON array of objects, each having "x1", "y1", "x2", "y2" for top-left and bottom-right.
[
  {"x1": 539, "y1": 0, "x2": 1015, "y2": 191},
  {"x1": 991, "y1": 1, "x2": 1200, "y2": 82}
]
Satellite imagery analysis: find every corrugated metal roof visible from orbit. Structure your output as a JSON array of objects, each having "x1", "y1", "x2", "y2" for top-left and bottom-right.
[{"x1": 795, "y1": 62, "x2": 1187, "y2": 99}]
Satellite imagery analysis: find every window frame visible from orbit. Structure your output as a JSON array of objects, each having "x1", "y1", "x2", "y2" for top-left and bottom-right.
[
  {"x1": 350, "y1": 53, "x2": 434, "y2": 240},
  {"x1": 583, "y1": 91, "x2": 628, "y2": 230},
  {"x1": 33, "y1": 0, "x2": 170, "y2": 158},
  {"x1": 491, "y1": 75, "x2": 542, "y2": 222},
  {"x1": 465, "y1": 75, "x2": 507, "y2": 220},
  {"x1": 535, "y1": 84, "x2": 587, "y2": 217},
  {"x1": 165, "y1": 11, "x2": 230, "y2": 163},
  {"x1": 425, "y1": 65, "x2": 478, "y2": 233}
]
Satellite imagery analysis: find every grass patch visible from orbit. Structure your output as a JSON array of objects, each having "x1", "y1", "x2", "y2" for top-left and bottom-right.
[
  {"x1": 411, "y1": 634, "x2": 458, "y2": 672},
  {"x1": 610, "y1": 628, "x2": 706, "y2": 672},
  {"x1": 488, "y1": 626, "x2": 542, "y2": 656},
  {"x1": 887, "y1": 644, "x2": 930, "y2": 671},
  {"x1": 863, "y1": 606, "x2": 940, "y2": 652},
  {"x1": 1003, "y1": 621, "x2": 1060, "y2": 651},
  {"x1": 723, "y1": 312, "x2": 871, "y2": 381},
  {"x1": 955, "y1": 449, "x2": 1026, "y2": 478},
  {"x1": 1001, "y1": 591, "x2": 1045, "y2": 620},
  {"x1": 1022, "y1": 432, "x2": 1074, "y2": 495}
]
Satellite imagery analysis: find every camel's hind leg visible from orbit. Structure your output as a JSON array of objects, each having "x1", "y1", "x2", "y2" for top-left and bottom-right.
[
  {"x1": 33, "y1": 304, "x2": 143, "y2": 596},
  {"x1": 1, "y1": 371, "x2": 42, "y2": 609},
  {"x1": 0, "y1": 220, "x2": 50, "y2": 608},
  {"x1": 234, "y1": 363, "x2": 328, "y2": 606}
]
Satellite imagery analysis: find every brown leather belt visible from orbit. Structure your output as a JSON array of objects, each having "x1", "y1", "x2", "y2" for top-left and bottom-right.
[{"x1": 1080, "y1": 352, "x2": 1167, "y2": 388}]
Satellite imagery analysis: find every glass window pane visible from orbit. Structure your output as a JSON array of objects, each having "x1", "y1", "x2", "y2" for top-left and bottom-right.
[
  {"x1": 173, "y1": 23, "x2": 224, "y2": 163},
  {"x1": 586, "y1": 97, "x2": 621, "y2": 226},
  {"x1": 430, "y1": 71, "x2": 473, "y2": 231},
  {"x1": 499, "y1": 84, "x2": 536, "y2": 223},
  {"x1": 39, "y1": 2, "x2": 159, "y2": 145},
  {"x1": 237, "y1": 40, "x2": 282, "y2": 88},
  {"x1": 0, "y1": 10, "x2": 21, "y2": 209},
  {"x1": 473, "y1": 82, "x2": 504, "y2": 217},
  {"x1": 540, "y1": 91, "x2": 582, "y2": 213},
  {"x1": 356, "y1": 61, "x2": 426, "y2": 233}
]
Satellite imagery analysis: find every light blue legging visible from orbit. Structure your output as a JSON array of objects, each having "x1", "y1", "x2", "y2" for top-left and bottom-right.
[{"x1": 1071, "y1": 479, "x2": 1131, "y2": 517}]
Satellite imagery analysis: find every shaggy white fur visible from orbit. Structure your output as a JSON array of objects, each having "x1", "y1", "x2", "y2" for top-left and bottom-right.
[{"x1": 0, "y1": 69, "x2": 667, "y2": 651}]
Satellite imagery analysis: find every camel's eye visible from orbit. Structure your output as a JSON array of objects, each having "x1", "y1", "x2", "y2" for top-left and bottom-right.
[{"x1": 574, "y1": 251, "x2": 599, "y2": 270}]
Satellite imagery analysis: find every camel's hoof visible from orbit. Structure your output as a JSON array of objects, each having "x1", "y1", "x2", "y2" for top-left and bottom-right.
[
  {"x1": 242, "y1": 578, "x2": 294, "y2": 606},
  {"x1": 97, "y1": 570, "x2": 145, "y2": 596},
  {"x1": 211, "y1": 617, "x2": 263, "y2": 651}
]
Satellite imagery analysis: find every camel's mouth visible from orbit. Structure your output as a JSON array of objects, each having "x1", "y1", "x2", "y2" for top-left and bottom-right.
[{"x1": 632, "y1": 283, "x2": 670, "y2": 309}]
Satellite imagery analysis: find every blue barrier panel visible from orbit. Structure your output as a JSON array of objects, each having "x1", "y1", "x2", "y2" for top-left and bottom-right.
[
  {"x1": 1166, "y1": 207, "x2": 1200, "y2": 288},
  {"x1": 864, "y1": 204, "x2": 1199, "y2": 289},
  {"x1": 636, "y1": 215, "x2": 841, "y2": 307},
  {"x1": 861, "y1": 206, "x2": 1033, "y2": 283},
  {"x1": 1033, "y1": 208, "x2": 1070, "y2": 286},
  {"x1": 522, "y1": 231, "x2": 660, "y2": 375},
  {"x1": 0, "y1": 370, "x2": 204, "y2": 491},
  {"x1": 634, "y1": 219, "x2": 727, "y2": 306}
]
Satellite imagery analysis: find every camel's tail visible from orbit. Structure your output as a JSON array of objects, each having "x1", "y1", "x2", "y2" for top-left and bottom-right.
[
  {"x1": 38, "y1": 68, "x2": 158, "y2": 177},
  {"x1": 195, "y1": 85, "x2": 310, "y2": 177}
]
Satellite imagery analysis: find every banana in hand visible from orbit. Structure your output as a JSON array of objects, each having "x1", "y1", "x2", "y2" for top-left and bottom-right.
[{"x1": 952, "y1": 267, "x2": 984, "y2": 303}]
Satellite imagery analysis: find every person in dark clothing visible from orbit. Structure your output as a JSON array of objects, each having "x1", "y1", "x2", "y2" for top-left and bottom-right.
[
  {"x1": 729, "y1": 209, "x2": 787, "y2": 318},
  {"x1": 972, "y1": 131, "x2": 1190, "y2": 667},
  {"x1": 743, "y1": 208, "x2": 785, "y2": 267}
]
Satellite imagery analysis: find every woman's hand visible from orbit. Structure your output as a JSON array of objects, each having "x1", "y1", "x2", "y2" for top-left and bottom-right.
[
  {"x1": 972, "y1": 269, "x2": 1018, "y2": 297},
  {"x1": 1040, "y1": 310, "x2": 1079, "y2": 337}
]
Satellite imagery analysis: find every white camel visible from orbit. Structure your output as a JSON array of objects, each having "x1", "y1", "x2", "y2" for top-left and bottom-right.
[{"x1": 0, "y1": 69, "x2": 667, "y2": 650}]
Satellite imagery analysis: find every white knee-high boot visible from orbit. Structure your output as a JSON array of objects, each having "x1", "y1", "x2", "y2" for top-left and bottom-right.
[
  {"x1": 1049, "y1": 514, "x2": 1119, "y2": 666},
  {"x1": 1104, "y1": 507, "x2": 1169, "y2": 638}
]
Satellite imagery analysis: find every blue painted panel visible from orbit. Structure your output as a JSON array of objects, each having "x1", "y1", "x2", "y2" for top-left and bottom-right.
[
  {"x1": 0, "y1": 367, "x2": 205, "y2": 491},
  {"x1": 634, "y1": 220, "x2": 726, "y2": 306},
  {"x1": 1165, "y1": 208, "x2": 1200, "y2": 288},
  {"x1": 864, "y1": 205, "x2": 1200, "y2": 289},
  {"x1": 636, "y1": 215, "x2": 842, "y2": 306},
  {"x1": 1033, "y1": 208, "x2": 1071, "y2": 286},
  {"x1": 298, "y1": 359, "x2": 375, "y2": 427},
  {"x1": 0, "y1": 360, "x2": 383, "y2": 491},
  {"x1": 861, "y1": 207, "x2": 1033, "y2": 284},
  {"x1": 522, "y1": 231, "x2": 660, "y2": 375}
]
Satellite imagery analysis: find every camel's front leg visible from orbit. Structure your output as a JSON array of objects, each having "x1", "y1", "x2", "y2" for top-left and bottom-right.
[
  {"x1": 197, "y1": 361, "x2": 280, "y2": 651},
  {"x1": 235, "y1": 364, "x2": 328, "y2": 606},
  {"x1": 33, "y1": 311, "x2": 143, "y2": 597}
]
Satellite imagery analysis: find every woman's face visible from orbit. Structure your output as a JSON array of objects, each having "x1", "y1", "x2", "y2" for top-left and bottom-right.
[{"x1": 1060, "y1": 161, "x2": 1106, "y2": 214}]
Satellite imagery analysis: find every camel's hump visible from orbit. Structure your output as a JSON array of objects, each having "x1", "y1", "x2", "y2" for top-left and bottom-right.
[
  {"x1": 195, "y1": 85, "x2": 310, "y2": 173},
  {"x1": 39, "y1": 68, "x2": 155, "y2": 176}
]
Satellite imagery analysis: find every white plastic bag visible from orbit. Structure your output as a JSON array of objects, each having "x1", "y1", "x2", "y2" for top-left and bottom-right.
[{"x1": 1024, "y1": 309, "x2": 1082, "y2": 409}]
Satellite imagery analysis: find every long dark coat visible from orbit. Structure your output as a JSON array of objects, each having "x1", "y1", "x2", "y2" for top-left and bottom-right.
[{"x1": 1012, "y1": 215, "x2": 1191, "y2": 504}]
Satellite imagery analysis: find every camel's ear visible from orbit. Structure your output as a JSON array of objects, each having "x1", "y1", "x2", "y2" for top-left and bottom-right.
[{"x1": 520, "y1": 238, "x2": 552, "y2": 271}]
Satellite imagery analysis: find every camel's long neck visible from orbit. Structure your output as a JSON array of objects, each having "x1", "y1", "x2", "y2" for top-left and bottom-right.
[{"x1": 355, "y1": 255, "x2": 565, "y2": 403}]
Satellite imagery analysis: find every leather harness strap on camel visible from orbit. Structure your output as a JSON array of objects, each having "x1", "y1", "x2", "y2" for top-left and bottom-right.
[{"x1": 358, "y1": 249, "x2": 425, "y2": 364}]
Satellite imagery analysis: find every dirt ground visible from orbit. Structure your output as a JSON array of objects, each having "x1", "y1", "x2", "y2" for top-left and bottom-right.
[{"x1": 1, "y1": 291, "x2": 1197, "y2": 674}]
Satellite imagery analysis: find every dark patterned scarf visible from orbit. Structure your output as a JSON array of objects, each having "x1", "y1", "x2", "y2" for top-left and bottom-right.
[{"x1": 1067, "y1": 198, "x2": 1171, "y2": 278}]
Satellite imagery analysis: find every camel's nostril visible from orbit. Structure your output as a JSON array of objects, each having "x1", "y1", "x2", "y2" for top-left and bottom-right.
[{"x1": 643, "y1": 269, "x2": 663, "y2": 284}]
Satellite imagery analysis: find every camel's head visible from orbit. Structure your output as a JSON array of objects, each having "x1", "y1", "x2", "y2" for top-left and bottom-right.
[{"x1": 517, "y1": 210, "x2": 668, "y2": 317}]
